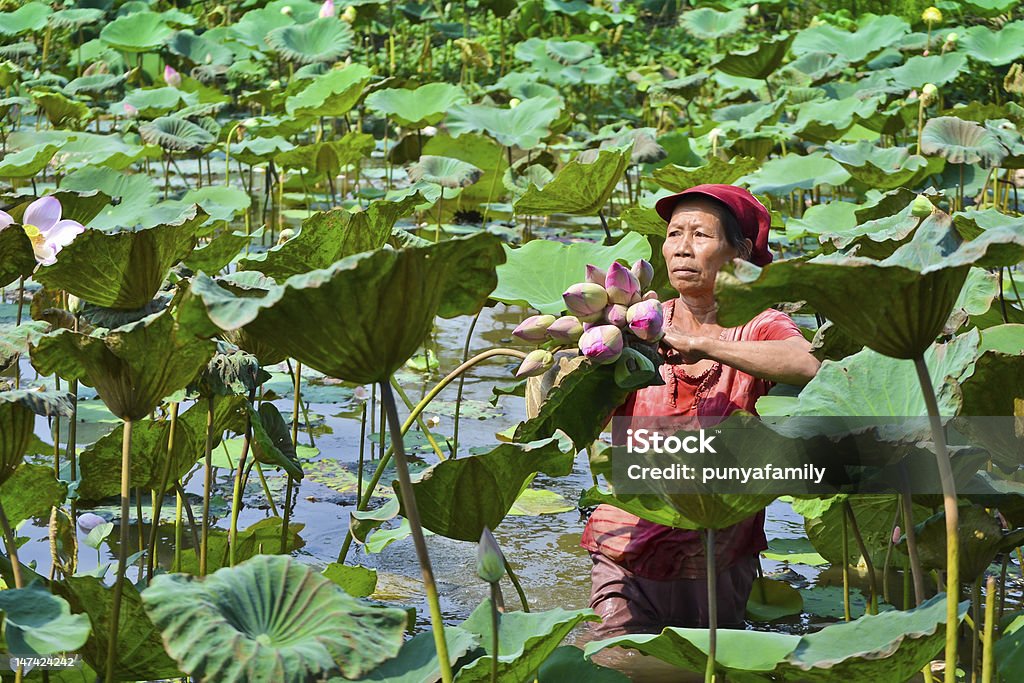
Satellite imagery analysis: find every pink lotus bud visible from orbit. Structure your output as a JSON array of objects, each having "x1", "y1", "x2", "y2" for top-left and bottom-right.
[
  {"x1": 123, "y1": 103, "x2": 138, "y2": 118},
  {"x1": 78, "y1": 512, "x2": 107, "y2": 533},
  {"x1": 626, "y1": 299, "x2": 664, "y2": 342},
  {"x1": 563, "y1": 282, "x2": 608, "y2": 322},
  {"x1": 515, "y1": 349, "x2": 554, "y2": 378},
  {"x1": 605, "y1": 261, "x2": 639, "y2": 306},
  {"x1": 579, "y1": 325, "x2": 623, "y2": 364},
  {"x1": 585, "y1": 264, "x2": 606, "y2": 286},
  {"x1": 513, "y1": 314, "x2": 556, "y2": 342},
  {"x1": 604, "y1": 303, "x2": 628, "y2": 328},
  {"x1": 892, "y1": 526, "x2": 901, "y2": 545},
  {"x1": 630, "y1": 259, "x2": 654, "y2": 290},
  {"x1": 546, "y1": 316, "x2": 583, "y2": 343},
  {"x1": 163, "y1": 65, "x2": 181, "y2": 87},
  {"x1": 643, "y1": 290, "x2": 659, "y2": 301},
  {"x1": 319, "y1": 0, "x2": 336, "y2": 18}
]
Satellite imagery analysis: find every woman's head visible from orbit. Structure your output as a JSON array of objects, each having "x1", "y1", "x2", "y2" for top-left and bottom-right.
[{"x1": 662, "y1": 196, "x2": 752, "y2": 297}]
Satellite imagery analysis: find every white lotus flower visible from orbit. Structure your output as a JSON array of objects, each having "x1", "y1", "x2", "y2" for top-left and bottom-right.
[{"x1": 0, "y1": 196, "x2": 85, "y2": 266}]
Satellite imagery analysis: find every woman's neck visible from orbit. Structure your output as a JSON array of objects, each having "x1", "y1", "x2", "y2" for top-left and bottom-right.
[{"x1": 674, "y1": 294, "x2": 719, "y2": 327}]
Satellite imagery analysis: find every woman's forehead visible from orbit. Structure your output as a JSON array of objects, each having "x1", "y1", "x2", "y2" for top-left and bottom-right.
[{"x1": 667, "y1": 202, "x2": 724, "y2": 228}]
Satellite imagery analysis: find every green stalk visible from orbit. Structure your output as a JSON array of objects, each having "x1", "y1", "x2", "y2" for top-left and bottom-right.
[
  {"x1": 913, "y1": 355, "x2": 960, "y2": 683},
  {"x1": 982, "y1": 575, "x2": 996, "y2": 683},
  {"x1": 704, "y1": 528, "x2": 717, "y2": 683},
  {"x1": 336, "y1": 348, "x2": 527, "y2": 563},
  {"x1": 173, "y1": 487, "x2": 182, "y2": 573},
  {"x1": 281, "y1": 360, "x2": 302, "y2": 553},
  {"x1": 900, "y1": 467, "x2": 927, "y2": 606},
  {"x1": 146, "y1": 402, "x2": 179, "y2": 582},
  {"x1": 380, "y1": 380, "x2": 453, "y2": 683},
  {"x1": 228, "y1": 408, "x2": 252, "y2": 567},
  {"x1": 503, "y1": 557, "x2": 530, "y2": 612},
  {"x1": 0, "y1": 501, "x2": 23, "y2": 589},
  {"x1": 842, "y1": 507, "x2": 851, "y2": 621},
  {"x1": 105, "y1": 418, "x2": 132, "y2": 683},
  {"x1": 391, "y1": 378, "x2": 445, "y2": 460},
  {"x1": 490, "y1": 582, "x2": 500, "y2": 683},
  {"x1": 845, "y1": 500, "x2": 879, "y2": 614},
  {"x1": 452, "y1": 310, "x2": 482, "y2": 456},
  {"x1": 200, "y1": 398, "x2": 214, "y2": 577}
]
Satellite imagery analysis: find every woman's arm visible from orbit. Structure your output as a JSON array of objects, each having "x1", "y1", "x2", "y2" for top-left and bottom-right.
[{"x1": 662, "y1": 329, "x2": 821, "y2": 386}]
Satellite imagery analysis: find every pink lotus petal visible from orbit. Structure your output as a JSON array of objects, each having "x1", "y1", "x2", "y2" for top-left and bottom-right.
[
  {"x1": 32, "y1": 242, "x2": 58, "y2": 266},
  {"x1": 319, "y1": 0, "x2": 336, "y2": 17},
  {"x1": 23, "y1": 196, "x2": 61, "y2": 231},
  {"x1": 43, "y1": 219, "x2": 84, "y2": 249},
  {"x1": 0, "y1": 210, "x2": 13, "y2": 230}
]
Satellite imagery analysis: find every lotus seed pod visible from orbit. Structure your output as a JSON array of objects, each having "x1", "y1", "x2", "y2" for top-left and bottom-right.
[
  {"x1": 585, "y1": 264, "x2": 607, "y2": 286},
  {"x1": 921, "y1": 6, "x2": 942, "y2": 24},
  {"x1": 579, "y1": 325, "x2": 624, "y2": 364},
  {"x1": 614, "y1": 347, "x2": 658, "y2": 389},
  {"x1": 78, "y1": 512, "x2": 107, "y2": 533},
  {"x1": 563, "y1": 282, "x2": 609, "y2": 321},
  {"x1": 627, "y1": 299, "x2": 664, "y2": 342},
  {"x1": 630, "y1": 259, "x2": 654, "y2": 290},
  {"x1": 604, "y1": 303, "x2": 628, "y2": 328},
  {"x1": 513, "y1": 314, "x2": 557, "y2": 342},
  {"x1": 477, "y1": 527, "x2": 507, "y2": 583},
  {"x1": 605, "y1": 261, "x2": 639, "y2": 306},
  {"x1": 920, "y1": 83, "x2": 938, "y2": 106},
  {"x1": 911, "y1": 194, "x2": 934, "y2": 217},
  {"x1": 515, "y1": 349, "x2": 555, "y2": 378},
  {"x1": 546, "y1": 316, "x2": 584, "y2": 343}
]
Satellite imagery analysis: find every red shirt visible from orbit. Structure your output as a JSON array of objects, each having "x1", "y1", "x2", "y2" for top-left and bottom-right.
[{"x1": 580, "y1": 304, "x2": 805, "y2": 580}]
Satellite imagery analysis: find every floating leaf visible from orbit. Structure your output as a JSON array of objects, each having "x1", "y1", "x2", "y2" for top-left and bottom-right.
[
  {"x1": 359, "y1": 626, "x2": 479, "y2": 683},
  {"x1": 680, "y1": 7, "x2": 745, "y2": 40},
  {"x1": 99, "y1": 12, "x2": 174, "y2": 53},
  {"x1": 266, "y1": 18, "x2": 355, "y2": 64},
  {"x1": 409, "y1": 155, "x2": 483, "y2": 189},
  {"x1": 746, "y1": 578, "x2": 804, "y2": 622}
]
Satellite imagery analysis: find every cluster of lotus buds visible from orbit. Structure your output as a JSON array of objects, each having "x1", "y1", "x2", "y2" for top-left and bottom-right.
[{"x1": 512, "y1": 259, "x2": 665, "y2": 389}]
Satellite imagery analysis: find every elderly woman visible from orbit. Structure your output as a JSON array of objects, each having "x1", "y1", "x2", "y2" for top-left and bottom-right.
[{"x1": 580, "y1": 184, "x2": 821, "y2": 637}]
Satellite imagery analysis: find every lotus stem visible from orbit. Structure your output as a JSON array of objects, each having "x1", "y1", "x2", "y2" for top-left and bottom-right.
[
  {"x1": 899, "y1": 464, "x2": 927, "y2": 606},
  {"x1": 174, "y1": 481, "x2": 201, "y2": 558},
  {"x1": 105, "y1": 418, "x2": 133, "y2": 683},
  {"x1": 490, "y1": 581, "x2": 500, "y2": 683},
  {"x1": 704, "y1": 527, "x2": 717, "y2": 683},
  {"x1": 503, "y1": 556, "x2": 530, "y2": 612},
  {"x1": 67, "y1": 378, "x2": 78, "y2": 516},
  {"x1": 598, "y1": 210, "x2": 612, "y2": 243},
  {"x1": 336, "y1": 348, "x2": 527, "y2": 564},
  {"x1": 391, "y1": 378, "x2": 445, "y2": 460},
  {"x1": 0, "y1": 501, "x2": 23, "y2": 589},
  {"x1": 882, "y1": 498, "x2": 900, "y2": 605},
  {"x1": 972, "y1": 577, "x2": 982, "y2": 681},
  {"x1": 147, "y1": 402, "x2": 179, "y2": 582},
  {"x1": 173, "y1": 486, "x2": 182, "y2": 573},
  {"x1": 229, "y1": 408, "x2": 252, "y2": 567},
  {"x1": 913, "y1": 355, "x2": 960, "y2": 683},
  {"x1": 200, "y1": 398, "x2": 214, "y2": 576},
  {"x1": 379, "y1": 379, "x2": 453, "y2": 683},
  {"x1": 357, "y1": 402, "x2": 367, "y2": 500},
  {"x1": 842, "y1": 507, "x2": 851, "y2": 621},
  {"x1": 281, "y1": 360, "x2": 302, "y2": 553},
  {"x1": 453, "y1": 310, "x2": 482, "y2": 457},
  {"x1": 480, "y1": 147, "x2": 505, "y2": 226},
  {"x1": 52, "y1": 376, "x2": 61, "y2": 476},
  {"x1": 844, "y1": 500, "x2": 879, "y2": 614},
  {"x1": 982, "y1": 575, "x2": 996, "y2": 683}
]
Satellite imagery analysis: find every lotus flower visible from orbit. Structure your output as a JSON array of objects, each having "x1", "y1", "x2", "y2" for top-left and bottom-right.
[
  {"x1": 513, "y1": 314, "x2": 557, "y2": 342},
  {"x1": 585, "y1": 264, "x2": 607, "y2": 286},
  {"x1": 77, "y1": 512, "x2": 107, "y2": 533},
  {"x1": 163, "y1": 65, "x2": 181, "y2": 88},
  {"x1": 477, "y1": 527, "x2": 506, "y2": 583},
  {"x1": 605, "y1": 261, "x2": 639, "y2": 306},
  {"x1": 563, "y1": 283, "x2": 608, "y2": 322},
  {"x1": 515, "y1": 349, "x2": 554, "y2": 378},
  {"x1": 123, "y1": 103, "x2": 138, "y2": 118},
  {"x1": 630, "y1": 259, "x2": 654, "y2": 290},
  {"x1": 0, "y1": 196, "x2": 85, "y2": 267},
  {"x1": 604, "y1": 303, "x2": 628, "y2": 328},
  {"x1": 546, "y1": 316, "x2": 583, "y2": 343},
  {"x1": 319, "y1": 0, "x2": 336, "y2": 18},
  {"x1": 579, "y1": 325, "x2": 623, "y2": 365},
  {"x1": 626, "y1": 299, "x2": 664, "y2": 342}
]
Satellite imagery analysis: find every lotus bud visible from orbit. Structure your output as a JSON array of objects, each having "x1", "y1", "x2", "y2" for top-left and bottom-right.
[
  {"x1": 921, "y1": 6, "x2": 942, "y2": 24},
  {"x1": 269, "y1": 79, "x2": 282, "y2": 89},
  {"x1": 319, "y1": 0, "x2": 335, "y2": 18},
  {"x1": 546, "y1": 315, "x2": 583, "y2": 343},
  {"x1": 78, "y1": 512, "x2": 107, "y2": 533},
  {"x1": 892, "y1": 525, "x2": 902, "y2": 545},
  {"x1": 604, "y1": 303, "x2": 628, "y2": 328},
  {"x1": 642, "y1": 290, "x2": 659, "y2": 301},
  {"x1": 945, "y1": 31, "x2": 958, "y2": 43},
  {"x1": 563, "y1": 282, "x2": 609, "y2": 322},
  {"x1": 277, "y1": 228, "x2": 296, "y2": 245},
  {"x1": 67, "y1": 294, "x2": 83, "y2": 313},
  {"x1": 515, "y1": 348, "x2": 554, "y2": 378},
  {"x1": 163, "y1": 65, "x2": 181, "y2": 88},
  {"x1": 626, "y1": 299, "x2": 664, "y2": 342},
  {"x1": 910, "y1": 194, "x2": 934, "y2": 217},
  {"x1": 920, "y1": 82, "x2": 938, "y2": 106},
  {"x1": 630, "y1": 259, "x2": 654, "y2": 289},
  {"x1": 579, "y1": 325, "x2": 623, "y2": 365},
  {"x1": 748, "y1": 3, "x2": 759, "y2": 16},
  {"x1": 280, "y1": 5, "x2": 293, "y2": 14},
  {"x1": 605, "y1": 261, "x2": 639, "y2": 306},
  {"x1": 585, "y1": 264, "x2": 607, "y2": 286},
  {"x1": 512, "y1": 314, "x2": 557, "y2": 342},
  {"x1": 422, "y1": 125, "x2": 438, "y2": 136},
  {"x1": 477, "y1": 527, "x2": 507, "y2": 583},
  {"x1": 123, "y1": 103, "x2": 138, "y2": 118},
  {"x1": 342, "y1": 5, "x2": 357, "y2": 21},
  {"x1": 509, "y1": 97, "x2": 521, "y2": 108},
  {"x1": 353, "y1": 385, "x2": 369, "y2": 401},
  {"x1": 614, "y1": 347, "x2": 658, "y2": 389}
]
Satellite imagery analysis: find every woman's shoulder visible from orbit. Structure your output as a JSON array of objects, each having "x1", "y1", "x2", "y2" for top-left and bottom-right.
[{"x1": 735, "y1": 307, "x2": 804, "y2": 341}]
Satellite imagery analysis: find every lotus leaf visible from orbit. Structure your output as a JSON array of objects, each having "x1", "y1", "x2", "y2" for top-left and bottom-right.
[
  {"x1": 142, "y1": 555, "x2": 407, "y2": 682},
  {"x1": 231, "y1": 136, "x2": 295, "y2": 165},
  {"x1": 738, "y1": 151, "x2": 850, "y2": 196},
  {"x1": 285, "y1": 64, "x2": 371, "y2": 117},
  {"x1": 63, "y1": 73, "x2": 128, "y2": 98},
  {"x1": 900, "y1": 505, "x2": 1024, "y2": 582},
  {"x1": 358, "y1": 626, "x2": 480, "y2": 683},
  {"x1": 680, "y1": 7, "x2": 745, "y2": 40},
  {"x1": 168, "y1": 30, "x2": 234, "y2": 67},
  {"x1": 746, "y1": 578, "x2": 804, "y2": 622},
  {"x1": 175, "y1": 517, "x2": 306, "y2": 575},
  {"x1": 491, "y1": 71, "x2": 563, "y2": 101},
  {"x1": 960, "y1": 21, "x2": 1024, "y2": 67},
  {"x1": 139, "y1": 116, "x2": 215, "y2": 153},
  {"x1": 887, "y1": 53, "x2": 967, "y2": 89},
  {"x1": 653, "y1": 156, "x2": 759, "y2": 192},
  {"x1": 712, "y1": 34, "x2": 794, "y2": 81},
  {"x1": 959, "y1": 324, "x2": 1024, "y2": 416},
  {"x1": 921, "y1": 116, "x2": 1008, "y2": 167},
  {"x1": 409, "y1": 155, "x2": 483, "y2": 189},
  {"x1": 0, "y1": 142, "x2": 63, "y2": 179},
  {"x1": 0, "y1": 391, "x2": 73, "y2": 485},
  {"x1": 365, "y1": 82, "x2": 468, "y2": 128},
  {"x1": 31, "y1": 91, "x2": 91, "y2": 129},
  {"x1": 0, "y1": 2, "x2": 52, "y2": 36},
  {"x1": 825, "y1": 141, "x2": 940, "y2": 191},
  {"x1": 791, "y1": 14, "x2": 909, "y2": 64},
  {"x1": 250, "y1": 402, "x2": 304, "y2": 479},
  {"x1": 423, "y1": 132, "x2": 509, "y2": 206},
  {"x1": 515, "y1": 146, "x2": 630, "y2": 216},
  {"x1": 446, "y1": 96, "x2": 563, "y2": 149},
  {"x1": 0, "y1": 226, "x2": 35, "y2": 288},
  {"x1": 275, "y1": 133, "x2": 375, "y2": 177},
  {"x1": 99, "y1": 12, "x2": 174, "y2": 53},
  {"x1": 321, "y1": 563, "x2": 377, "y2": 598},
  {"x1": 0, "y1": 321, "x2": 47, "y2": 372},
  {"x1": 266, "y1": 18, "x2": 355, "y2": 64},
  {"x1": 792, "y1": 96, "x2": 882, "y2": 144},
  {"x1": 48, "y1": 7, "x2": 104, "y2": 30},
  {"x1": 59, "y1": 166, "x2": 160, "y2": 230},
  {"x1": 116, "y1": 87, "x2": 194, "y2": 119},
  {"x1": 0, "y1": 583, "x2": 90, "y2": 656},
  {"x1": 0, "y1": 463, "x2": 68, "y2": 527}
]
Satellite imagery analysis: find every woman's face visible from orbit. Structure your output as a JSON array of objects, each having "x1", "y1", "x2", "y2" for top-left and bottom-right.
[{"x1": 662, "y1": 198, "x2": 740, "y2": 296}]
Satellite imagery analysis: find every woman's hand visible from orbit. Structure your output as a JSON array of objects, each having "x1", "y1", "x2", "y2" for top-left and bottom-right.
[{"x1": 660, "y1": 328, "x2": 710, "y2": 363}]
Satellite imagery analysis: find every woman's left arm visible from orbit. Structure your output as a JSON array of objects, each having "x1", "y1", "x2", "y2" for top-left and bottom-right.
[{"x1": 663, "y1": 331, "x2": 821, "y2": 386}]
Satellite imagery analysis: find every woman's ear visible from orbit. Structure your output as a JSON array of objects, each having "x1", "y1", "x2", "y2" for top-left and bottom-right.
[{"x1": 743, "y1": 237, "x2": 753, "y2": 258}]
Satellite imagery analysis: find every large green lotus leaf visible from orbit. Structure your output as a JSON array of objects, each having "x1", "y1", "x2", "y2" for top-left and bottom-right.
[
  {"x1": 0, "y1": 225, "x2": 35, "y2": 287},
  {"x1": 230, "y1": 5, "x2": 297, "y2": 47},
  {"x1": 0, "y1": 583, "x2": 89, "y2": 656},
  {"x1": 491, "y1": 230, "x2": 650, "y2": 314},
  {"x1": 581, "y1": 486, "x2": 774, "y2": 532},
  {"x1": 409, "y1": 155, "x2": 483, "y2": 189},
  {"x1": 139, "y1": 116, "x2": 215, "y2": 154},
  {"x1": 738, "y1": 151, "x2": 850, "y2": 195},
  {"x1": 365, "y1": 82, "x2": 468, "y2": 128},
  {"x1": 0, "y1": 391, "x2": 73, "y2": 485},
  {"x1": 960, "y1": 21, "x2": 1024, "y2": 66},
  {"x1": 239, "y1": 234, "x2": 504, "y2": 384},
  {"x1": 30, "y1": 309, "x2": 216, "y2": 421},
  {"x1": 238, "y1": 195, "x2": 421, "y2": 280},
  {"x1": 901, "y1": 505, "x2": 1024, "y2": 583},
  {"x1": 250, "y1": 402, "x2": 304, "y2": 479},
  {"x1": 117, "y1": 86, "x2": 194, "y2": 119},
  {"x1": 791, "y1": 14, "x2": 909, "y2": 64},
  {"x1": 14, "y1": 130, "x2": 149, "y2": 171},
  {"x1": 54, "y1": 576, "x2": 183, "y2": 681},
  {"x1": 99, "y1": 12, "x2": 174, "y2": 53},
  {"x1": 958, "y1": 324, "x2": 1024, "y2": 415},
  {"x1": 456, "y1": 601, "x2": 600, "y2": 683},
  {"x1": 921, "y1": 116, "x2": 1008, "y2": 167},
  {"x1": 746, "y1": 578, "x2": 803, "y2": 623},
  {"x1": 712, "y1": 34, "x2": 794, "y2": 80},
  {"x1": 285, "y1": 64, "x2": 371, "y2": 117},
  {"x1": 887, "y1": 53, "x2": 967, "y2": 89},
  {"x1": 0, "y1": 2, "x2": 51, "y2": 36},
  {"x1": 680, "y1": 7, "x2": 745, "y2": 40},
  {"x1": 59, "y1": 166, "x2": 159, "y2": 230},
  {"x1": 76, "y1": 395, "x2": 246, "y2": 501},
  {"x1": 514, "y1": 146, "x2": 630, "y2": 216},
  {"x1": 805, "y1": 495, "x2": 904, "y2": 567},
  {"x1": 0, "y1": 463, "x2": 68, "y2": 527},
  {"x1": 516, "y1": 38, "x2": 595, "y2": 66},
  {"x1": 142, "y1": 555, "x2": 407, "y2": 682},
  {"x1": 0, "y1": 321, "x2": 47, "y2": 372},
  {"x1": 34, "y1": 206, "x2": 205, "y2": 309},
  {"x1": 825, "y1": 141, "x2": 937, "y2": 191},
  {"x1": 31, "y1": 91, "x2": 91, "y2": 130},
  {"x1": 358, "y1": 626, "x2": 479, "y2": 683},
  {"x1": 399, "y1": 435, "x2": 573, "y2": 541},
  {"x1": 446, "y1": 96, "x2": 563, "y2": 149},
  {"x1": 168, "y1": 30, "x2": 234, "y2": 67},
  {"x1": 995, "y1": 613, "x2": 1024, "y2": 678},
  {"x1": 231, "y1": 136, "x2": 295, "y2": 165},
  {"x1": 175, "y1": 518, "x2": 305, "y2": 575},
  {"x1": 715, "y1": 213, "x2": 1024, "y2": 358},
  {"x1": 537, "y1": 646, "x2": 630, "y2": 683},
  {"x1": 784, "y1": 200, "x2": 858, "y2": 241},
  {"x1": 184, "y1": 229, "x2": 254, "y2": 273},
  {"x1": 422, "y1": 132, "x2": 509, "y2": 206},
  {"x1": 266, "y1": 18, "x2": 355, "y2": 64},
  {"x1": 275, "y1": 133, "x2": 375, "y2": 176},
  {"x1": 792, "y1": 96, "x2": 881, "y2": 144},
  {"x1": 0, "y1": 142, "x2": 63, "y2": 179},
  {"x1": 652, "y1": 156, "x2": 759, "y2": 192}
]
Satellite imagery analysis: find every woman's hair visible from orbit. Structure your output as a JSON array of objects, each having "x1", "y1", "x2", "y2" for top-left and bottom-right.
[{"x1": 674, "y1": 195, "x2": 753, "y2": 261}]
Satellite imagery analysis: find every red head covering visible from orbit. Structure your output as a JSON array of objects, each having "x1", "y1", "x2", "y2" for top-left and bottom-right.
[{"x1": 653, "y1": 184, "x2": 773, "y2": 266}]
